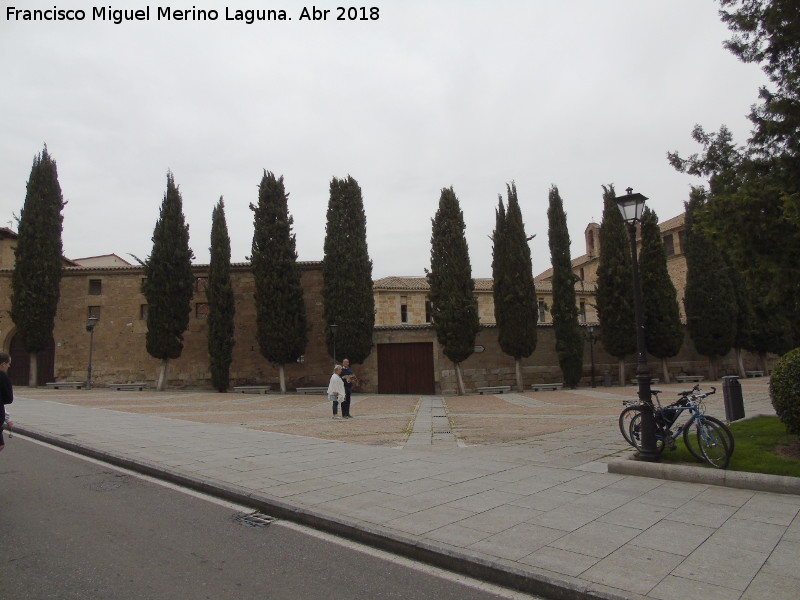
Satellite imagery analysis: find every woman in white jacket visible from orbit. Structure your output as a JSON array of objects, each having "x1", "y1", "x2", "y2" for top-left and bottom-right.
[{"x1": 327, "y1": 365, "x2": 345, "y2": 420}]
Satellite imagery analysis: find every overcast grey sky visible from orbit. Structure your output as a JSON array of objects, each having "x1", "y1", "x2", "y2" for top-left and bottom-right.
[{"x1": 1, "y1": 1, "x2": 766, "y2": 278}]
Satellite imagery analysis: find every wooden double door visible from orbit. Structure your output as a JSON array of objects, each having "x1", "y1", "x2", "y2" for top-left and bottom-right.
[
  {"x1": 8, "y1": 333, "x2": 55, "y2": 387},
  {"x1": 377, "y1": 342, "x2": 435, "y2": 395}
]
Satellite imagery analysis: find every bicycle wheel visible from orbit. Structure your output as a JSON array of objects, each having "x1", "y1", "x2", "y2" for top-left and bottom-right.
[
  {"x1": 619, "y1": 405, "x2": 643, "y2": 448},
  {"x1": 686, "y1": 417, "x2": 732, "y2": 469},
  {"x1": 627, "y1": 412, "x2": 666, "y2": 455},
  {"x1": 682, "y1": 415, "x2": 734, "y2": 465}
]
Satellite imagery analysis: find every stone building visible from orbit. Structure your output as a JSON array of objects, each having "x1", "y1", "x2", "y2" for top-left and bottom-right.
[{"x1": 0, "y1": 212, "x2": 771, "y2": 394}]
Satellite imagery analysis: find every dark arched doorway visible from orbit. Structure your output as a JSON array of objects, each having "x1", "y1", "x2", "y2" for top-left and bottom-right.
[{"x1": 9, "y1": 332, "x2": 55, "y2": 387}]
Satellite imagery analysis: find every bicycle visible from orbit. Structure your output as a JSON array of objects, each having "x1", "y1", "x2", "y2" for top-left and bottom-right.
[{"x1": 627, "y1": 386, "x2": 734, "y2": 469}]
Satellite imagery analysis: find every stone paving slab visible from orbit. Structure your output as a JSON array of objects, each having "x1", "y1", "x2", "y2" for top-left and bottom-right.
[{"x1": 5, "y1": 379, "x2": 800, "y2": 600}]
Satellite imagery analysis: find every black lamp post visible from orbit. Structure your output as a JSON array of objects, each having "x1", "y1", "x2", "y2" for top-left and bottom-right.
[
  {"x1": 616, "y1": 188, "x2": 659, "y2": 461},
  {"x1": 86, "y1": 315, "x2": 99, "y2": 390},
  {"x1": 587, "y1": 325, "x2": 597, "y2": 388},
  {"x1": 329, "y1": 323, "x2": 338, "y2": 367}
]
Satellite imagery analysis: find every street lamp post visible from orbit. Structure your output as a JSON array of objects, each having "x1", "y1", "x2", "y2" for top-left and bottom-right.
[
  {"x1": 587, "y1": 325, "x2": 596, "y2": 388},
  {"x1": 329, "y1": 323, "x2": 338, "y2": 367},
  {"x1": 616, "y1": 188, "x2": 659, "y2": 461},
  {"x1": 86, "y1": 315, "x2": 99, "y2": 390}
]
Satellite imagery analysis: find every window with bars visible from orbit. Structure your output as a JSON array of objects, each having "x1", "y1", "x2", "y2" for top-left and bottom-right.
[
  {"x1": 88, "y1": 279, "x2": 102, "y2": 295},
  {"x1": 196, "y1": 303, "x2": 209, "y2": 318}
]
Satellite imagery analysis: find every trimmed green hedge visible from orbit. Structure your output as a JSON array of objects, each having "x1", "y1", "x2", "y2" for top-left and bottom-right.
[{"x1": 770, "y1": 347, "x2": 800, "y2": 435}]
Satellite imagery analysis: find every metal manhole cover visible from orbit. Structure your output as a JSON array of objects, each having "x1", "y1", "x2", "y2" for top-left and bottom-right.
[{"x1": 235, "y1": 512, "x2": 275, "y2": 528}]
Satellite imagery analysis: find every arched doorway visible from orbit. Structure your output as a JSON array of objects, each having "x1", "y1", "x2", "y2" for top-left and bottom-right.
[{"x1": 9, "y1": 332, "x2": 55, "y2": 387}]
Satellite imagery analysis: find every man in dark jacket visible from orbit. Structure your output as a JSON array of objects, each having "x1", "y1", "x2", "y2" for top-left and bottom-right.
[{"x1": 0, "y1": 352, "x2": 13, "y2": 452}]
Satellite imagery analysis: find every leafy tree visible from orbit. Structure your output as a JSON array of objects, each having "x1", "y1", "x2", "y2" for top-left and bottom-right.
[
  {"x1": 492, "y1": 183, "x2": 537, "y2": 391},
  {"x1": 547, "y1": 185, "x2": 583, "y2": 388},
  {"x1": 207, "y1": 197, "x2": 235, "y2": 392},
  {"x1": 143, "y1": 172, "x2": 195, "y2": 391},
  {"x1": 251, "y1": 171, "x2": 308, "y2": 392},
  {"x1": 10, "y1": 146, "x2": 65, "y2": 387},
  {"x1": 427, "y1": 187, "x2": 480, "y2": 395},
  {"x1": 669, "y1": 0, "x2": 800, "y2": 345},
  {"x1": 322, "y1": 176, "x2": 374, "y2": 364},
  {"x1": 638, "y1": 207, "x2": 684, "y2": 382},
  {"x1": 594, "y1": 184, "x2": 636, "y2": 384},
  {"x1": 683, "y1": 188, "x2": 738, "y2": 379},
  {"x1": 719, "y1": 0, "x2": 800, "y2": 169}
]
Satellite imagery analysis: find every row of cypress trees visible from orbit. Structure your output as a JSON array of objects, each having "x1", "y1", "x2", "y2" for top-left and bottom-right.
[
  {"x1": 7, "y1": 145, "x2": 720, "y2": 392},
  {"x1": 147, "y1": 171, "x2": 375, "y2": 392}
]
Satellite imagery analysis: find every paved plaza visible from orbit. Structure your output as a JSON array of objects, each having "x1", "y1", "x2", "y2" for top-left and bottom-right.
[{"x1": 6, "y1": 377, "x2": 800, "y2": 599}]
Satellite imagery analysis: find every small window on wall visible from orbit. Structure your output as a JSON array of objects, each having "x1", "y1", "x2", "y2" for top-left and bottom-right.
[
  {"x1": 538, "y1": 300, "x2": 547, "y2": 323},
  {"x1": 580, "y1": 301, "x2": 587, "y2": 322},
  {"x1": 196, "y1": 303, "x2": 209, "y2": 319},
  {"x1": 425, "y1": 300, "x2": 432, "y2": 323},
  {"x1": 400, "y1": 295, "x2": 408, "y2": 324},
  {"x1": 88, "y1": 279, "x2": 102, "y2": 295},
  {"x1": 140, "y1": 304, "x2": 148, "y2": 320},
  {"x1": 663, "y1": 234, "x2": 675, "y2": 256},
  {"x1": 677, "y1": 230, "x2": 686, "y2": 254},
  {"x1": 87, "y1": 305, "x2": 101, "y2": 319},
  {"x1": 195, "y1": 277, "x2": 209, "y2": 292}
]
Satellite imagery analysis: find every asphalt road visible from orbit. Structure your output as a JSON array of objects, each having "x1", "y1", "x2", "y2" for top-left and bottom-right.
[{"x1": 0, "y1": 436, "x2": 539, "y2": 600}]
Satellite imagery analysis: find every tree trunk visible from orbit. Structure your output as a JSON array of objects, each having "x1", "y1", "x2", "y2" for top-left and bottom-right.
[
  {"x1": 736, "y1": 348, "x2": 747, "y2": 378},
  {"x1": 758, "y1": 351, "x2": 768, "y2": 374},
  {"x1": 661, "y1": 357, "x2": 671, "y2": 383},
  {"x1": 618, "y1": 358, "x2": 625, "y2": 387},
  {"x1": 156, "y1": 358, "x2": 170, "y2": 391},
  {"x1": 708, "y1": 356, "x2": 718, "y2": 381},
  {"x1": 455, "y1": 362, "x2": 466, "y2": 396},
  {"x1": 28, "y1": 352, "x2": 38, "y2": 387},
  {"x1": 514, "y1": 358, "x2": 523, "y2": 392},
  {"x1": 278, "y1": 364, "x2": 286, "y2": 393}
]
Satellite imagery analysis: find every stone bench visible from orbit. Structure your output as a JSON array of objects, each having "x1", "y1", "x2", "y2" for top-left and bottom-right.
[
  {"x1": 297, "y1": 387, "x2": 327, "y2": 395},
  {"x1": 745, "y1": 371, "x2": 764, "y2": 378},
  {"x1": 675, "y1": 375, "x2": 704, "y2": 384},
  {"x1": 477, "y1": 385, "x2": 512, "y2": 395},
  {"x1": 232, "y1": 385, "x2": 272, "y2": 394},
  {"x1": 45, "y1": 381, "x2": 84, "y2": 390},
  {"x1": 108, "y1": 382, "x2": 148, "y2": 391},
  {"x1": 531, "y1": 383, "x2": 564, "y2": 392}
]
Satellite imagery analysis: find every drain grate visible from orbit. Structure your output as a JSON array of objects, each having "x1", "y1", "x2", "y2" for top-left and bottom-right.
[
  {"x1": 433, "y1": 431, "x2": 452, "y2": 434},
  {"x1": 235, "y1": 511, "x2": 275, "y2": 528}
]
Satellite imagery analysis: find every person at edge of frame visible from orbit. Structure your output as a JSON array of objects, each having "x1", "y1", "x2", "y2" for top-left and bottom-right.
[{"x1": 0, "y1": 352, "x2": 14, "y2": 452}]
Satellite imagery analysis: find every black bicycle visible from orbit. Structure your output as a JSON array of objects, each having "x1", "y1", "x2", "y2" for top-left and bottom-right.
[{"x1": 624, "y1": 386, "x2": 734, "y2": 469}]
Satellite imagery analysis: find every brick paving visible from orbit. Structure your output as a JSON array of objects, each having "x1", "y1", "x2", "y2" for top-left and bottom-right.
[{"x1": 8, "y1": 376, "x2": 800, "y2": 600}]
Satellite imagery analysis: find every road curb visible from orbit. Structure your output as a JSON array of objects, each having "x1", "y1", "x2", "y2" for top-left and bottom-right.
[
  {"x1": 607, "y1": 458, "x2": 800, "y2": 495},
  {"x1": 16, "y1": 426, "x2": 644, "y2": 600}
]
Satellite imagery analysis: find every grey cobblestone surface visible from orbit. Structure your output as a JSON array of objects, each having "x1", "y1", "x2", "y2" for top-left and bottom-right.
[{"x1": 6, "y1": 378, "x2": 799, "y2": 600}]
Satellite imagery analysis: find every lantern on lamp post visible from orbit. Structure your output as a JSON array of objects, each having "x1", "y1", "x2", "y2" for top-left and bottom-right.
[{"x1": 616, "y1": 188, "x2": 659, "y2": 461}]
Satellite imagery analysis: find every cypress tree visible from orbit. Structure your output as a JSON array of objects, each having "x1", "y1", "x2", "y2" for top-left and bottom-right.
[
  {"x1": 251, "y1": 171, "x2": 308, "y2": 391},
  {"x1": 427, "y1": 187, "x2": 480, "y2": 395},
  {"x1": 322, "y1": 176, "x2": 375, "y2": 364},
  {"x1": 595, "y1": 184, "x2": 636, "y2": 384},
  {"x1": 492, "y1": 183, "x2": 537, "y2": 391},
  {"x1": 547, "y1": 185, "x2": 584, "y2": 388},
  {"x1": 10, "y1": 146, "x2": 65, "y2": 387},
  {"x1": 207, "y1": 197, "x2": 235, "y2": 392},
  {"x1": 684, "y1": 187, "x2": 738, "y2": 379},
  {"x1": 639, "y1": 207, "x2": 684, "y2": 382},
  {"x1": 143, "y1": 172, "x2": 195, "y2": 391}
]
